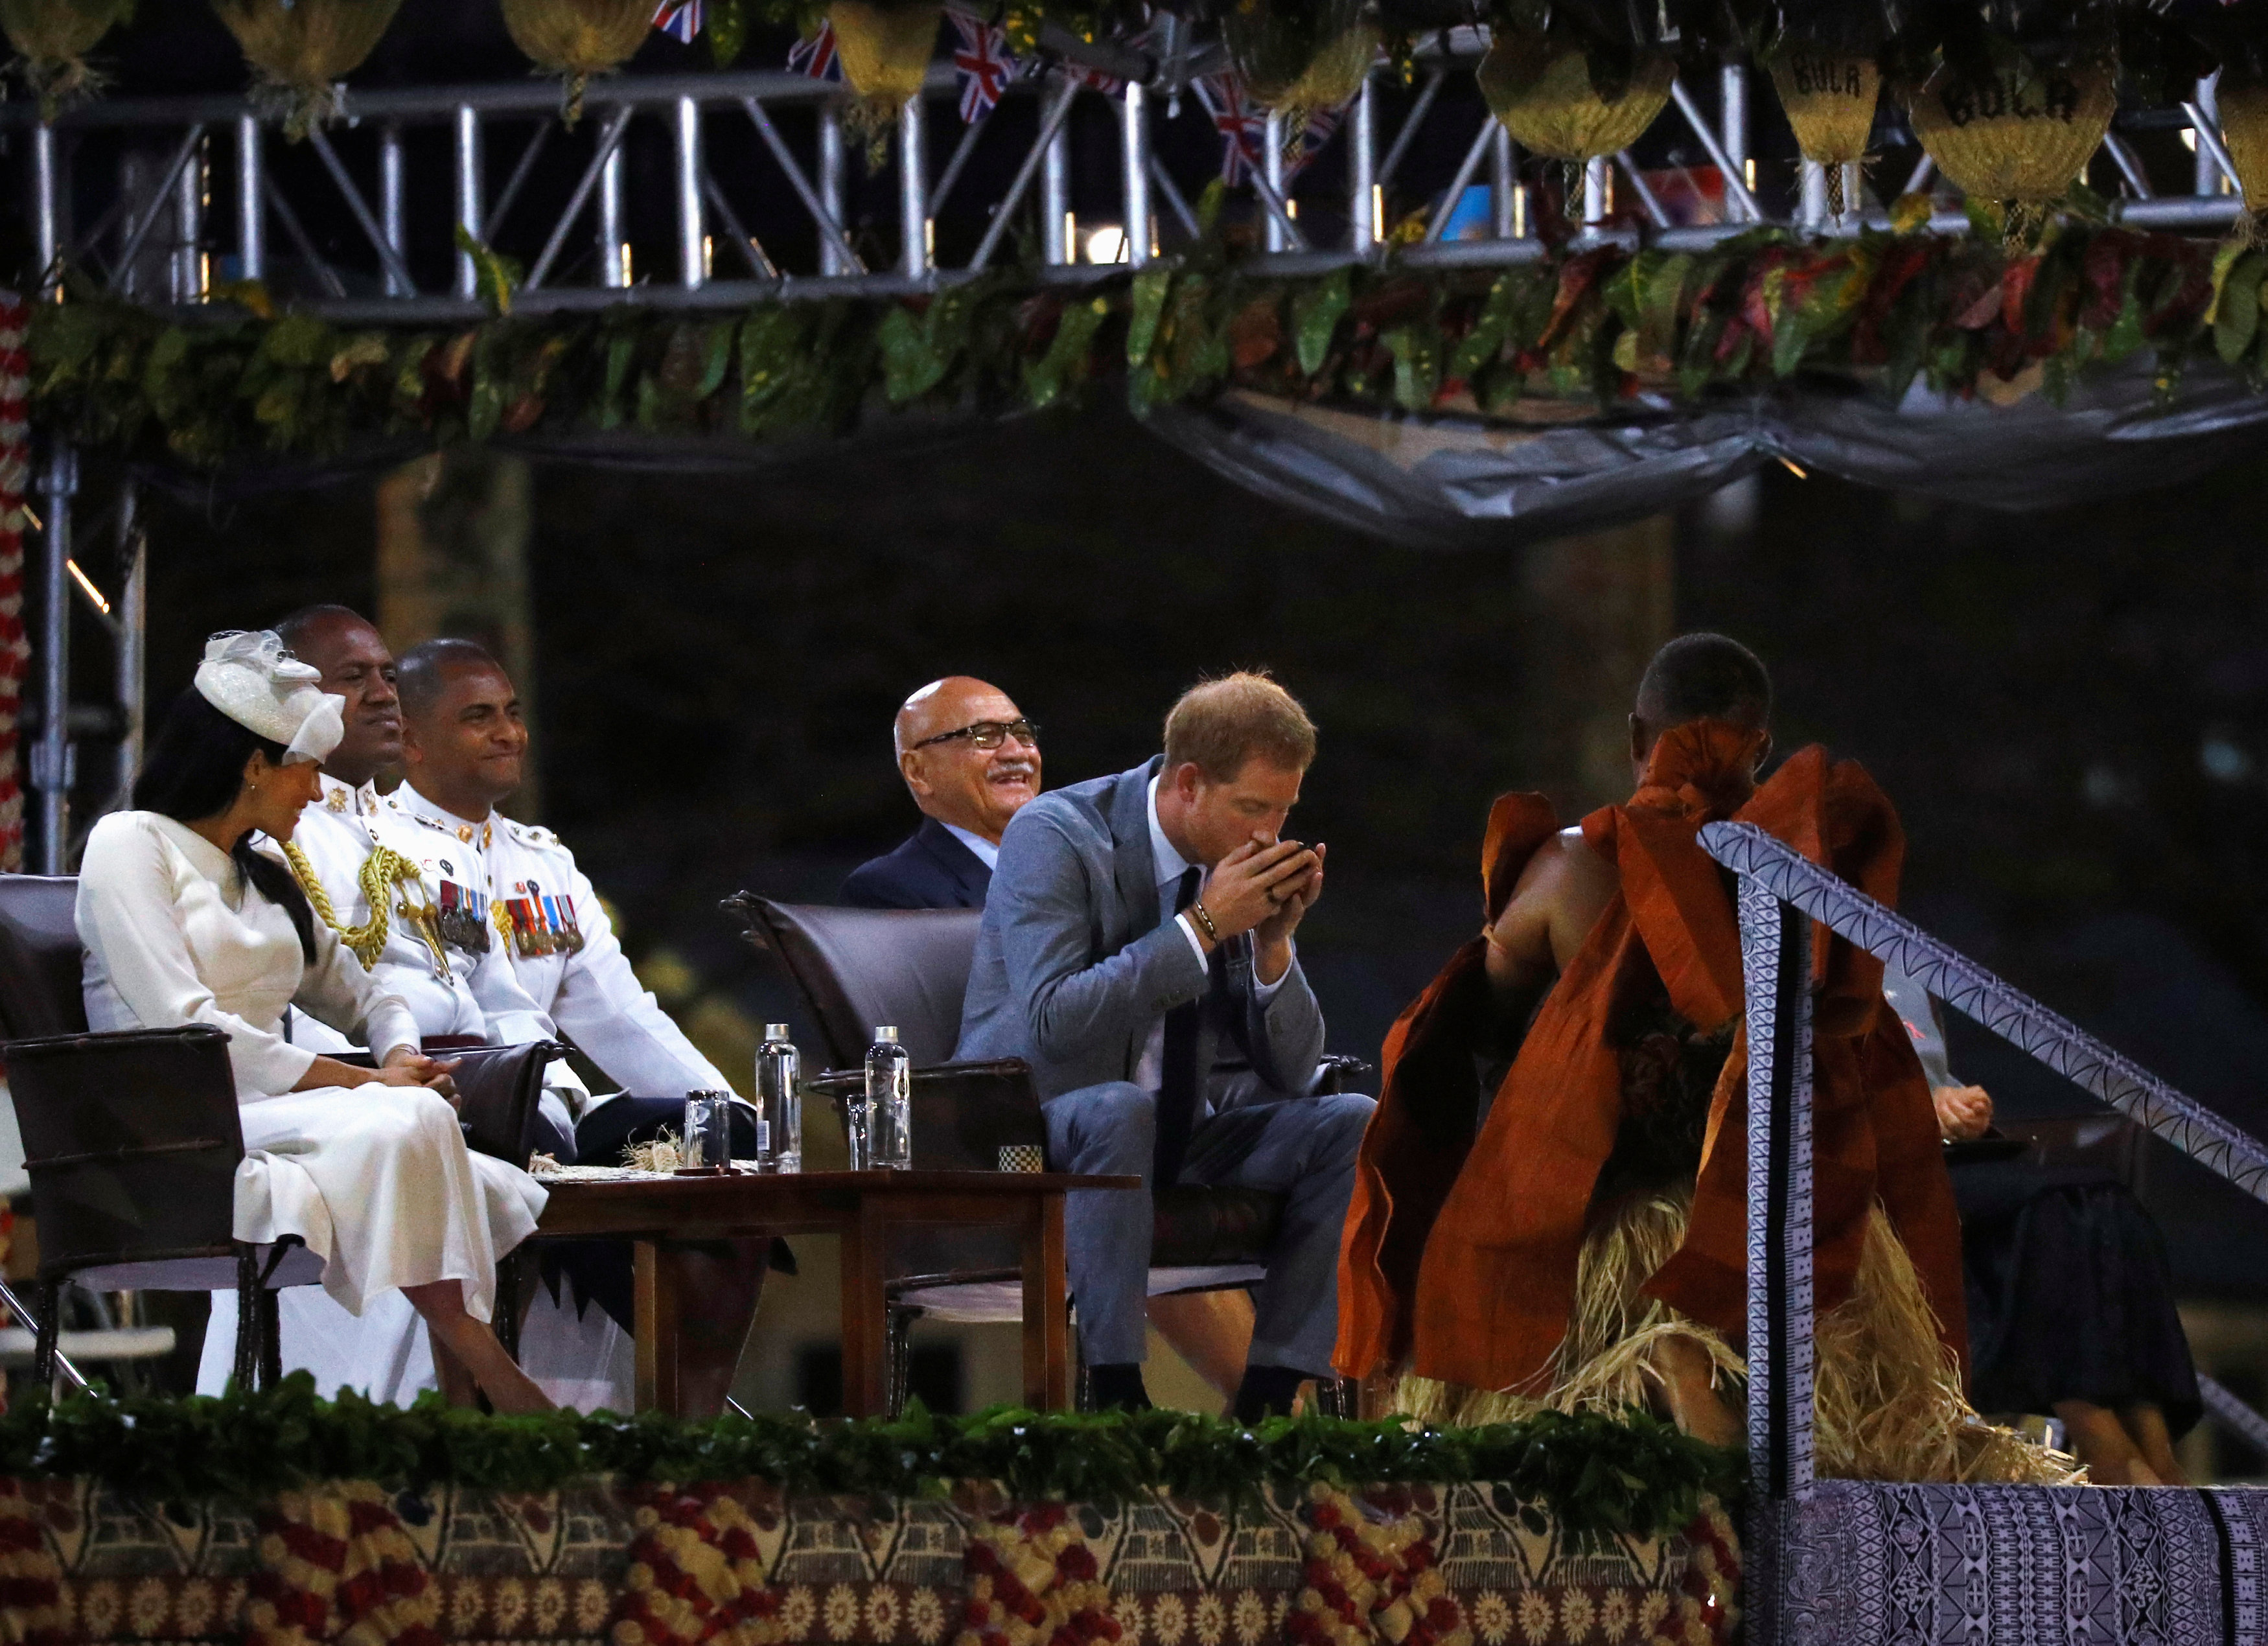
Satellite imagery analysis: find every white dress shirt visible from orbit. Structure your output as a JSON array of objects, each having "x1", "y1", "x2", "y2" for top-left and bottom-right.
[
  {"x1": 1132, "y1": 776, "x2": 1286, "y2": 1092},
  {"x1": 941, "y1": 822, "x2": 1000, "y2": 871}
]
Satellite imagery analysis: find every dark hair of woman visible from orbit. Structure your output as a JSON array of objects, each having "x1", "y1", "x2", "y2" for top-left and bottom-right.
[{"x1": 133, "y1": 687, "x2": 318, "y2": 963}]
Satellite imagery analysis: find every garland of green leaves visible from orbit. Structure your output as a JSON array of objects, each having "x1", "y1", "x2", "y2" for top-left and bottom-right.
[
  {"x1": 28, "y1": 214, "x2": 2268, "y2": 469},
  {"x1": 0, "y1": 1376, "x2": 1739, "y2": 1541}
]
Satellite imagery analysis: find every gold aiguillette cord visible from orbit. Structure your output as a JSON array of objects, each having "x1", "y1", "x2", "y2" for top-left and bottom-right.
[{"x1": 282, "y1": 841, "x2": 451, "y2": 979}]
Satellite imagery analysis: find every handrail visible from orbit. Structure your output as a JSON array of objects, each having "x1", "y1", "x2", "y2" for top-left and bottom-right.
[{"x1": 1699, "y1": 818, "x2": 2268, "y2": 1203}]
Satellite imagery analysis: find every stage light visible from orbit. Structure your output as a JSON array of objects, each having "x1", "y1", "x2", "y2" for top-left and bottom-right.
[
  {"x1": 65, "y1": 561, "x2": 109, "y2": 616},
  {"x1": 1085, "y1": 225, "x2": 1129, "y2": 264}
]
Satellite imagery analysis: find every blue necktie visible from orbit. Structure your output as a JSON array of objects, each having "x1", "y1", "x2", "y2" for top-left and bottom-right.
[{"x1": 1155, "y1": 866, "x2": 1203, "y2": 1191}]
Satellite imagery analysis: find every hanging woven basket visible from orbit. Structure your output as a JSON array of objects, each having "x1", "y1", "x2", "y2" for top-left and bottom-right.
[
  {"x1": 1225, "y1": 0, "x2": 1376, "y2": 121},
  {"x1": 1767, "y1": 45, "x2": 1879, "y2": 213},
  {"x1": 0, "y1": 0, "x2": 132, "y2": 116},
  {"x1": 499, "y1": 0, "x2": 653, "y2": 126},
  {"x1": 1477, "y1": 32, "x2": 1673, "y2": 163},
  {"x1": 830, "y1": 0, "x2": 939, "y2": 140},
  {"x1": 2219, "y1": 74, "x2": 2268, "y2": 218},
  {"x1": 209, "y1": 0, "x2": 402, "y2": 140},
  {"x1": 1906, "y1": 49, "x2": 2116, "y2": 209}
]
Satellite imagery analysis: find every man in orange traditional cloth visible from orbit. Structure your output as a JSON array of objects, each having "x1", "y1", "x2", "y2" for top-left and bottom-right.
[{"x1": 1337, "y1": 634, "x2": 2065, "y2": 1482}]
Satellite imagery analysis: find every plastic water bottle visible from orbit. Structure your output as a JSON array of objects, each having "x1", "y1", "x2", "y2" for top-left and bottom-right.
[
  {"x1": 756, "y1": 1023, "x2": 801, "y2": 1173},
  {"x1": 865, "y1": 1026, "x2": 912, "y2": 1170}
]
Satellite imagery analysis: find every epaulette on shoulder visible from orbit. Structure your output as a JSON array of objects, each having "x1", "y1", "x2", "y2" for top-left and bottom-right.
[
  {"x1": 503, "y1": 817, "x2": 561, "y2": 848},
  {"x1": 410, "y1": 813, "x2": 457, "y2": 837}
]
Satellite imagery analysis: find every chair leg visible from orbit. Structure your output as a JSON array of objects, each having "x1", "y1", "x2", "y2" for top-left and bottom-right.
[
  {"x1": 233, "y1": 1246, "x2": 260, "y2": 1393},
  {"x1": 257, "y1": 1288, "x2": 283, "y2": 1390},
  {"x1": 30, "y1": 1280, "x2": 58, "y2": 1391},
  {"x1": 1316, "y1": 1376, "x2": 1358, "y2": 1420},
  {"x1": 885, "y1": 1303, "x2": 916, "y2": 1418},
  {"x1": 1070, "y1": 1296, "x2": 1090, "y2": 1413},
  {"x1": 495, "y1": 1251, "x2": 523, "y2": 1363}
]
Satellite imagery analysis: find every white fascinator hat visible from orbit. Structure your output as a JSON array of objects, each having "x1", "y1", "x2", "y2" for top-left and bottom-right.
[{"x1": 192, "y1": 631, "x2": 346, "y2": 765}]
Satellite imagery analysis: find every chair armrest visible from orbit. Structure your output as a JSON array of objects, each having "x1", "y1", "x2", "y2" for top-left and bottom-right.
[
  {"x1": 1313, "y1": 1053, "x2": 1375, "y2": 1095},
  {"x1": 719, "y1": 890, "x2": 770, "y2": 952},
  {"x1": 3, "y1": 1025, "x2": 238, "y2": 1118}
]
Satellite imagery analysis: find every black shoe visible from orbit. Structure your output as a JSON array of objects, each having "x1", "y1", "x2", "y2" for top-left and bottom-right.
[
  {"x1": 1232, "y1": 1363, "x2": 1308, "y2": 1425},
  {"x1": 1087, "y1": 1363, "x2": 1151, "y2": 1411}
]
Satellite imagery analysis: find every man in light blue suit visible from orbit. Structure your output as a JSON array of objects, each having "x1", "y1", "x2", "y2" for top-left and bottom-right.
[{"x1": 958, "y1": 672, "x2": 1374, "y2": 1420}]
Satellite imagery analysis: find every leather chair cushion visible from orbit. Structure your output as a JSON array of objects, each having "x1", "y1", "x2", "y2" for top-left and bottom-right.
[
  {"x1": 0, "y1": 875, "x2": 90, "y2": 1039},
  {"x1": 725, "y1": 896, "x2": 979, "y2": 1066}
]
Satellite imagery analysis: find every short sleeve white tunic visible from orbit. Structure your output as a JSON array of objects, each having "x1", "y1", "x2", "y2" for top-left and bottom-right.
[{"x1": 75, "y1": 811, "x2": 546, "y2": 1322}]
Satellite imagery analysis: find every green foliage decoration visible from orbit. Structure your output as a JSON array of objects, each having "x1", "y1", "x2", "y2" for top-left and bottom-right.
[
  {"x1": 24, "y1": 219, "x2": 2252, "y2": 470},
  {"x1": 0, "y1": 1376, "x2": 1740, "y2": 1544}
]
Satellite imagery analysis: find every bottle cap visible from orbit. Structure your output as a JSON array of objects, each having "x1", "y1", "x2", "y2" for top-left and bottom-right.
[
  {"x1": 764, "y1": 1023, "x2": 791, "y2": 1040},
  {"x1": 874, "y1": 1026, "x2": 898, "y2": 1043}
]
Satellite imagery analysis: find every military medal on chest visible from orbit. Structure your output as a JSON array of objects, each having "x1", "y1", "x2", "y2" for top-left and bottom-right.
[
  {"x1": 500, "y1": 878, "x2": 585, "y2": 958},
  {"x1": 432, "y1": 863, "x2": 492, "y2": 956}
]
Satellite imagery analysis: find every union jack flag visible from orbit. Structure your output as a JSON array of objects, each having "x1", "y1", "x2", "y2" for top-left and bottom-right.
[
  {"x1": 947, "y1": 8, "x2": 1021, "y2": 121},
  {"x1": 1058, "y1": 60, "x2": 1124, "y2": 95},
  {"x1": 653, "y1": 0, "x2": 700, "y2": 43},
  {"x1": 787, "y1": 21, "x2": 842, "y2": 80},
  {"x1": 1191, "y1": 71, "x2": 1348, "y2": 186},
  {"x1": 1192, "y1": 72, "x2": 1269, "y2": 184}
]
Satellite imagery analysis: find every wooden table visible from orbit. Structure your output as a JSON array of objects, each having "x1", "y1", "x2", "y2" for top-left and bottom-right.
[{"x1": 532, "y1": 1170, "x2": 1139, "y2": 1417}]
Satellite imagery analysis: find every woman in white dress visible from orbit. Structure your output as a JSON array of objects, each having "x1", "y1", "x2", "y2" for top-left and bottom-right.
[{"x1": 75, "y1": 631, "x2": 552, "y2": 1414}]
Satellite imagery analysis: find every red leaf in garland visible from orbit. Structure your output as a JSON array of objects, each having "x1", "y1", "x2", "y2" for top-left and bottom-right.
[
  {"x1": 1852, "y1": 241, "x2": 1934, "y2": 363},
  {"x1": 1536, "y1": 248, "x2": 1617, "y2": 353},
  {"x1": 1740, "y1": 272, "x2": 1776, "y2": 353},
  {"x1": 1228, "y1": 297, "x2": 1282, "y2": 370},
  {"x1": 1350, "y1": 277, "x2": 1432, "y2": 334},
  {"x1": 2000, "y1": 256, "x2": 2040, "y2": 337},
  {"x1": 1953, "y1": 278, "x2": 2004, "y2": 331},
  {"x1": 2079, "y1": 231, "x2": 2129, "y2": 331},
  {"x1": 1017, "y1": 292, "x2": 1066, "y2": 354},
  {"x1": 2141, "y1": 237, "x2": 2214, "y2": 339}
]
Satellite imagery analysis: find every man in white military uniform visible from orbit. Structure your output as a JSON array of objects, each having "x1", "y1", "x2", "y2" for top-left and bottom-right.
[{"x1": 391, "y1": 637, "x2": 770, "y2": 1418}]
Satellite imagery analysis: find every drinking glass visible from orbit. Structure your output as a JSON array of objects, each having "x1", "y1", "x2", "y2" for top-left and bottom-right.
[{"x1": 682, "y1": 1092, "x2": 735, "y2": 1174}]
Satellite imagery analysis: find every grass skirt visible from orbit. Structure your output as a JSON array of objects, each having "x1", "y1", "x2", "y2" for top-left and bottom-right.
[{"x1": 1400, "y1": 1190, "x2": 2079, "y2": 1485}]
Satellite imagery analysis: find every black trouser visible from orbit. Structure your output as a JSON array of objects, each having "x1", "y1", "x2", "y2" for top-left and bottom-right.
[{"x1": 534, "y1": 1096, "x2": 789, "y2": 1335}]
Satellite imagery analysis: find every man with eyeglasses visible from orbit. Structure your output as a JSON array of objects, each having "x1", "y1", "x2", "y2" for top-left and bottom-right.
[{"x1": 842, "y1": 678, "x2": 1043, "y2": 910}]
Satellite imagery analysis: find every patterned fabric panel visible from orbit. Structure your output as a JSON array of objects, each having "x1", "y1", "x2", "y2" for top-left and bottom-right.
[
  {"x1": 1776, "y1": 1481, "x2": 2268, "y2": 1646},
  {"x1": 0, "y1": 1478, "x2": 1740, "y2": 1646}
]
